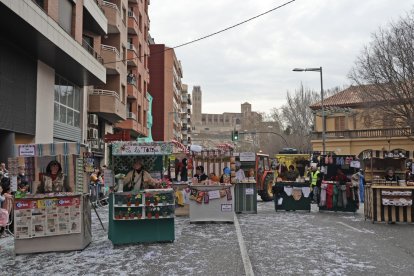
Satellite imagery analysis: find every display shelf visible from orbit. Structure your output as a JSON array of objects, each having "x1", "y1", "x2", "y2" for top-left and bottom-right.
[{"x1": 114, "y1": 203, "x2": 174, "y2": 207}]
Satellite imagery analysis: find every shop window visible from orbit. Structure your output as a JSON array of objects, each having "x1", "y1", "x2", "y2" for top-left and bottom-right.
[{"x1": 335, "y1": 116, "x2": 346, "y2": 131}]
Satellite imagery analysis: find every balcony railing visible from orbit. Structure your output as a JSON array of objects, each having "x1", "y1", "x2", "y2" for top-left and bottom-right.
[
  {"x1": 101, "y1": 44, "x2": 120, "y2": 57},
  {"x1": 103, "y1": 0, "x2": 120, "y2": 12},
  {"x1": 82, "y1": 39, "x2": 103, "y2": 64},
  {"x1": 127, "y1": 74, "x2": 136, "y2": 85},
  {"x1": 88, "y1": 138, "x2": 105, "y2": 153},
  {"x1": 128, "y1": 10, "x2": 137, "y2": 21},
  {"x1": 127, "y1": 42, "x2": 136, "y2": 52},
  {"x1": 312, "y1": 128, "x2": 412, "y2": 139},
  {"x1": 89, "y1": 89, "x2": 120, "y2": 100},
  {"x1": 127, "y1": 112, "x2": 137, "y2": 120}
]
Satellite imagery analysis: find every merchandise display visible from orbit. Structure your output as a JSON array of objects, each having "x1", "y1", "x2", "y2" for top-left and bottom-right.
[
  {"x1": 273, "y1": 182, "x2": 311, "y2": 212},
  {"x1": 318, "y1": 181, "x2": 359, "y2": 212}
]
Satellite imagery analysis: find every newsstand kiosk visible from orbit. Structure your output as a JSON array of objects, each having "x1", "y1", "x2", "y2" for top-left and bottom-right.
[{"x1": 11, "y1": 142, "x2": 91, "y2": 255}]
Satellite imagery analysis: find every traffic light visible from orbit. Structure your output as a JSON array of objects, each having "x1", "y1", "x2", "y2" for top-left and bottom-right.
[{"x1": 233, "y1": 130, "x2": 239, "y2": 141}]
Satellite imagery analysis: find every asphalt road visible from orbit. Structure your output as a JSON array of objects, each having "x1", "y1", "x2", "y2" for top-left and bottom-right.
[{"x1": 1, "y1": 200, "x2": 413, "y2": 275}]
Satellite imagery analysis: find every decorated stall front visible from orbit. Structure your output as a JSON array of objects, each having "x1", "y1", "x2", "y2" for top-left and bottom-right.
[
  {"x1": 108, "y1": 141, "x2": 187, "y2": 244},
  {"x1": 362, "y1": 149, "x2": 414, "y2": 223},
  {"x1": 10, "y1": 143, "x2": 91, "y2": 254},
  {"x1": 232, "y1": 152, "x2": 257, "y2": 214},
  {"x1": 189, "y1": 184, "x2": 235, "y2": 223}
]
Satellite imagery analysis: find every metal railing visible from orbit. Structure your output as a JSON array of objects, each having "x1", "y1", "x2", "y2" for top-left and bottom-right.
[
  {"x1": 101, "y1": 44, "x2": 120, "y2": 57},
  {"x1": 82, "y1": 39, "x2": 104, "y2": 64},
  {"x1": 127, "y1": 112, "x2": 137, "y2": 120},
  {"x1": 312, "y1": 127, "x2": 412, "y2": 139},
  {"x1": 89, "y1": 89, "x2": 120, "y2": 100},
  {"x1": 127, "y1": 42, "x2": 136, "y2": 52},
  {"x1": 128, "y1": 10, "x2": 137, "y2": 21}
]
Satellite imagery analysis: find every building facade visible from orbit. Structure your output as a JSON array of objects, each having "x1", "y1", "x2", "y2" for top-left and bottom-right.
[
  {"x1": 87, "y1": 0, "x2": 150, "y2": 164},
  {"x1": 180, "y1": 84, "x2": 192, "y2": 146},
  {"x1": 148, "y1": 44, "x2": 184, "y2": 142},
  {"x1": 0, "y1": 0, "x2": 107, "y2": 162},
  {"x1": 310, "y1": 85, "x2": 414, "y2": 156}
]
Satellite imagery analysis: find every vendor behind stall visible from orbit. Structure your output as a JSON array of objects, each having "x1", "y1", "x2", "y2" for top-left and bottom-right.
[
  {"x1": 285, "y1": 165, "x2": 299, "y2": 181},
  {"x1": 193, "y1": 166, "x2": 208, "y2": 183},
  {"x1": 384, "y1": 167, "x2": 400, "y2": 181},
  {"x1": 37, "y1": 160, "x2": 71, "y2": 193},
  {"x1": 123, "y1": 159, "x2": 156, "y2": 191}
]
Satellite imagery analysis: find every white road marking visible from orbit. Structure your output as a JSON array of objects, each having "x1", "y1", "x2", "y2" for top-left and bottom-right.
[
  {"x1": 337, "y1": 222, "x2": 374, "y2": 233},
  {"x1": 234, "y1": 214, "x2": 254, "y2": 276}
]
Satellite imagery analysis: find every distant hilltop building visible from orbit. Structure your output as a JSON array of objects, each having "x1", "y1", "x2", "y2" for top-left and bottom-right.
[{"x1": 191, "y1": 86, "x2": 261, "y2": 147}]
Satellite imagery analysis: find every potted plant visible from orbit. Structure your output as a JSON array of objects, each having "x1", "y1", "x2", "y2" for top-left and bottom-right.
[
  {"x1": 161, "y1": 195, "x2": 168, "y2": 205},
  {"x1": 126, "y1": 194, "x2": 132, "y2": 207},
  {"x1": 115, "y1": 211, "x2": 122, "y2": 220},
  {"x1": 135, "y1": 193, "x2": 142, "y2": 206},
  {"x1": 129, "y1": 211, "x2": 135, "y2": 219},
  {"x1": 154, "y1": 195, "x2": 160, "y2": 206},
  {"x1": 154, "y1": 207, "x2": 160, "y2": 219},
  {"x1": 137, "y1": 212, "x2": 142, "y2": 219},
  {"x1": 147, "y1": 211, "x2": 152, "y2": 219},
  {"x1": 145, "y1": 193, "x2": 152, "y2": 206}
]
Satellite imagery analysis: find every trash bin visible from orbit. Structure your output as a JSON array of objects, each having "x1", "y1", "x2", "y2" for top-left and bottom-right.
[{"x1": 234, "y1": 182, "x2": 257, "y2": 214}]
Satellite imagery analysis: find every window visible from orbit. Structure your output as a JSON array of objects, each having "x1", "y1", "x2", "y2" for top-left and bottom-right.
[
  {"x1": 34, "y1": 0, "x2": 45, "y2": 9},
  {"x1": 139, "y1": 13, "x2": 142, "y2": 32},
  {"x1": 383, "y1": 115, "x2": 395, "y2": 128},
  {"x1": 54, "y1": 75, "x2": 81, "y2": 127},
  {"x1": 138, "y1": 43, "x2": 142, "y2": 61},
  {"x1": 143, "y1": 110, "x2": 147, "y2": 127},
  {"x1": 58, "y1": 0, "x2": 73, "y2": 34},
  {"x1": 138, "y1": 74, "x2": 142, "y2": 92},
  {"x1": 144, "y1": 81, "x2": 147, "y2": 93},
  {"x1": 138, "y1": 105, "x2": 142, "y2": 123},
  {"x1": 121, "y1": 85, "x2": 125, "y2": 103},
  {"x1": 122, "y1": 46, "x2": 126, "y2": 65},
  {"x1": 335, "y1": 116, "x2": 346, "y2": 131}
]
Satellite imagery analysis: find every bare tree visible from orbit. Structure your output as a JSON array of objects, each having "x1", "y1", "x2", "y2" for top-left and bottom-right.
[{"x1": 349, "y1": 9, "x2": 414, "y2": 134}]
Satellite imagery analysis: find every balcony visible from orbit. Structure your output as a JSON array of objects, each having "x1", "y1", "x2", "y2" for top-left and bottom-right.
[
  {"x1": 101, "y1": 44, "x2": 121, "y2": 74},
  {"x1": 312, "y1": 128, "x2": 412, "y2": 140},
  {"x1": 127, "y1": 42, "x2": 138, "y2": 67},
  {"x1": 116, "y1": 117, "x2": 143, "y2": 136},
  {"x1": 88, "y1": 89, "x2": 126, "y2": 123},
  {"x1": 83, "y1": 0, "x2": 108, "y2": 35},
  {"x1": 82, "y1": 39, "x2": 103, "y2": 64},
  {"x1": 127, "y1": 75, "x2": 138, "y2": 99},
  {"x1": 127, "y1": 112, "x2": 137, "y2": 120},
  {"x1": 127, "y1": 11, "x2": 139, "y2": 35},
  {"x1": 102, "y1": 1, "x2": 122, "y2": 33}
]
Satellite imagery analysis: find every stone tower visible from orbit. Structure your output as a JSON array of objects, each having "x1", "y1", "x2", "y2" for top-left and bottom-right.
[{"x1": 192, "y1": 86, "x2": 202, "y2": 131}]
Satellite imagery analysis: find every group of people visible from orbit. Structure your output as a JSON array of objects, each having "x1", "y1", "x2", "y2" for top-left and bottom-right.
[{"x1": 192, "y1": 162, "x2": 249, "y2": 185}]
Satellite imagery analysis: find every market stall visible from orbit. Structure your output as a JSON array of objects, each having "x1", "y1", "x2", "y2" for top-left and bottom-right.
[
  {"x1": 272, "y1": 182, "x2": 311, "y2": 212},
  {"x1": 189, "y1": 184, "x2": 235, "y2": 223},
  {"x1": 108, "y1": 141, "x2": 186, "y2": 244},
  {"x1": 317, "y1": 181, "x2": 359, "y2": 213},
  {"x1": 362, "y1": 149, "x2": 414, "y2": 223},
  {"x1": 10, "y1": 142, "x2": 91, "y2": 254}
]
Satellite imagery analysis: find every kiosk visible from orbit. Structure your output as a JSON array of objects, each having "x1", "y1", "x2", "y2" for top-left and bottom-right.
[{"x1": 10, "y1": 142, "x2": 91, "y2": 254}]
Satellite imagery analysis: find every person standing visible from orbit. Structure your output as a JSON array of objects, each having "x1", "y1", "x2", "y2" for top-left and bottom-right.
[
  {"x1": 285, "y1": 165, "x2": 299, "y2": 181},
  {"x1": 235, "y1": 162, "x2": 246, "y2": 182},
  {"x1": 308, "y1": 166, "x2": 322, "y2": 203}
]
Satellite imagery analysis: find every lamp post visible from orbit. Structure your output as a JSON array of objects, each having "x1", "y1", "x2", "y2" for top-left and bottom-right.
[{"x1": 292, "y1": 67, "x2": 325, "y2": 154}]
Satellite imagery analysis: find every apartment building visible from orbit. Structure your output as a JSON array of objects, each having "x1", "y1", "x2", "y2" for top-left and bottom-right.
[
  {"x1": 0, "y1": 0, "x2": 107, "y2": 162},
  {"x1": 87, "y1": 0, "x2": 150, "y2": 163},
  {"x1": 148, "y1": 44, "x2": 184, "y2": 142},
  {"x1": 180, "y1": 84, "x2": 192, "y2": 146}
]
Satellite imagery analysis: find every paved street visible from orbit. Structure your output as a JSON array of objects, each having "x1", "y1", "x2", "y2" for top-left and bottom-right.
[{"x1": 1, "y1": 200, "x2": 414, "y2": 275}]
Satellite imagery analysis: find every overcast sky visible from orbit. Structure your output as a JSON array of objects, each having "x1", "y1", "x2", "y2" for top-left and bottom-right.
[{"x1": 149, "y1": 0, "x2": 414, "y2": 115}]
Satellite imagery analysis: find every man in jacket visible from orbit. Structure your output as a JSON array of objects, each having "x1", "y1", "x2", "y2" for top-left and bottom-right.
[{"x1": 308, "y1": 166, "x2": 322, "y2": 203}]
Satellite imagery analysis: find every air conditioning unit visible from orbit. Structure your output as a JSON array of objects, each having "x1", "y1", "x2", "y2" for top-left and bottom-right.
[
  {"x1": 88, "y1": 114, "x2": 98, "y2": 126},
  {"x1": 87, "y1": 128, "x2": 98, "y2": 139}
]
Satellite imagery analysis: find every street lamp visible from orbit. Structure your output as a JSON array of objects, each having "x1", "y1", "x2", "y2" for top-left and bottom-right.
[{"x1": 292, "y1": 67, "x2": 325, "y2": 154}]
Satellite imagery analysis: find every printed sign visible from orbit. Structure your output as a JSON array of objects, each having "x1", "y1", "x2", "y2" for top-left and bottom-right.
[
  {"x1": 240, "y1": 152, "x2": 255, "y2": 162},
  {"x1": 208, "y1": 190, "x2": 221, "y2": 200},
  {"x1": 18, "y1": 145, "x2": 36, "y2": 156},
  {"x1": 350, "y1": 160, "x2": 360, "y2": 168},
  {"x1": 112, "y1": 142, "x2": 173, "y2": 156},
  {"x1": 245, "y1": 188, "x2": 254, "y2": 195},
  {"x1": 103, "y1": 169, "x2": 114, "y2": 187},
  {"x1": 221, "y1": 204, "x2": 233, "y2": 212}
]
